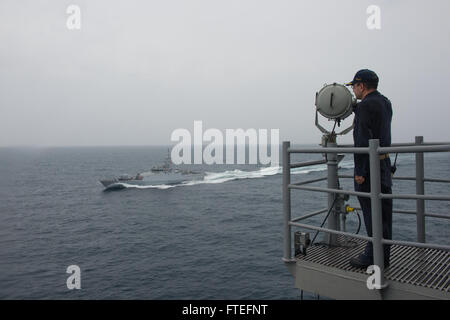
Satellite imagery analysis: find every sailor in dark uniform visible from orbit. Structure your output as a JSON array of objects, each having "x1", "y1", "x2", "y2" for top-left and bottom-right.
[{"x1": 346, "y1": 69, "x2": 393, "y2": 269}]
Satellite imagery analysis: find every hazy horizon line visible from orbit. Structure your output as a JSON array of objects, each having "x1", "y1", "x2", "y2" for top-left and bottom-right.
[{"x1": 0, "y1": 142, "x2": 320, "y2": 148}]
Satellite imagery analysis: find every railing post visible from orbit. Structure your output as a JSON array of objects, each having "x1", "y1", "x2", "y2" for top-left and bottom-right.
[
  {"x1": 326, "y1": 136, "x2": 339, "y2": 246},
  {"x1": 415, "y1": 136, "x2": 425, "y2": 243},
  {"x1": 283, "y1": 141, "x2": 292, "y2": 261},
  {"x1": 369, "y1": 139, "x2": 386, "y2": 287}
]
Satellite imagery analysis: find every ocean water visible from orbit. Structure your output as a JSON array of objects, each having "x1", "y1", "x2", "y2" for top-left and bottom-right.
[{"x1": 0, "y1": 146, "x2": 449, "y2": 299}]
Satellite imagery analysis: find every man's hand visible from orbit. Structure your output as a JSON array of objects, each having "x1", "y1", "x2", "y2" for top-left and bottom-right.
[{"x1": 355, "y1": 175, "x2": 365, "y2": 184}]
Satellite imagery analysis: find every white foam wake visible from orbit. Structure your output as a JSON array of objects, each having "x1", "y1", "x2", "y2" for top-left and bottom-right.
[{"x1": 116, "y1": 160, "x2": 354, "y2": 190}]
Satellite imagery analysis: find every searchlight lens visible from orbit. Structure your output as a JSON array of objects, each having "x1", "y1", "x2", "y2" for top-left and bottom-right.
[{"x1": 315, "y1": 83, "x2": 355, "y2": 121}]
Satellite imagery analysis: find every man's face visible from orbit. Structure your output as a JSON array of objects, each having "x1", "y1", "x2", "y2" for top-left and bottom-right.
[{"x1": 352, "y1": 82, "x2": 363, "y2": 100}]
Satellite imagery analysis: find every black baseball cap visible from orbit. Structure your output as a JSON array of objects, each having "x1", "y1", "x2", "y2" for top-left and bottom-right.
[{"x1": 345, "y1": 69, "x2": 379, "y2": 86}]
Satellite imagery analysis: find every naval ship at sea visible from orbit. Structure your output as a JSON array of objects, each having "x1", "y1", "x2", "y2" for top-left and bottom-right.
[
  {"x1": 99, "y1": 149, "x2": 204, "y2": 190},
  {"x1": 281, "y1": 83, "x2": 449, "y2": 300}
]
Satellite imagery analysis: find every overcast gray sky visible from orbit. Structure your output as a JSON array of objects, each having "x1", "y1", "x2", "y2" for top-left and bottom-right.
[{"x1": 1, "y1": 0, "x2": 449, "y2": 146}]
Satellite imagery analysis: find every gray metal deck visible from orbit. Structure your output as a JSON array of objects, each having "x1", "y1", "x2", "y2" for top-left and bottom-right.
[
  {"x1": 290, "y1": 235, "x2": 449, "y2": 299},
  {"x1": 283, "y1": 139, "x2": 450, "y2": 299}
]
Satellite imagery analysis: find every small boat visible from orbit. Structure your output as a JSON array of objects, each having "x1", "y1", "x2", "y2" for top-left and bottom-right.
[
  {"x1": 99, "y1": 149, "x2": 204, "y2": 190},
  {"x1": 99, "y1": 173, "x2": 144, "y2": 188}
]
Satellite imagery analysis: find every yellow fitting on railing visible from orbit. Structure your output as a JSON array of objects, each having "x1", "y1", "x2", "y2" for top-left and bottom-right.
[{"x1": 345, "y1": 205, "x2": 355, "y2": 213}]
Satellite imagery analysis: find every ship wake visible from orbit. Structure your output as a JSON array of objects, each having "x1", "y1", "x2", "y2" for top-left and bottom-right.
[{"x1": 106, "y1": 160, "x2": 355, "y2": 190}]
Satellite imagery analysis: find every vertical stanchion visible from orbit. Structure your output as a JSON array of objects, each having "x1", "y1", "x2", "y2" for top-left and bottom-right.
[
  {"x1": 369, "y1": 139, "x2": 386, "y2": 287},
  {"x1": 326, "y1": 136, "x2": 339, "y2": 246},
  {"x1": 283, "y1": 141, "x2": 292, "y2": 261},
  {"x1": 415, "y1": 136, "x2": 425, "y2": 243}
]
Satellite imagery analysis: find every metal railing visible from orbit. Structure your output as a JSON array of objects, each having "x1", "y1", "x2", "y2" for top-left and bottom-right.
[{"x1": 282, "y1": 136, "x2": 450, "y2": 288}]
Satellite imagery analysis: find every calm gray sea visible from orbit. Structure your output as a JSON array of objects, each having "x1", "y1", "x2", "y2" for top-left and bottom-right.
[{"x1": 0, "y1": 146, "x2": 448, "y2": 299}]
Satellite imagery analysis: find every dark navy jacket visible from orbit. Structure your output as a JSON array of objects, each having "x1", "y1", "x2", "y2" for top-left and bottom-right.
[{"x1": 353, "y1": 90, "x2": 393, "y2": 188}]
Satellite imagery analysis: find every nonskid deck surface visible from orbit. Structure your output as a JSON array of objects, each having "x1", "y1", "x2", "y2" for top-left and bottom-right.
[{"x1": 296, "y1": 235, "x2": 449, "y2": 292}]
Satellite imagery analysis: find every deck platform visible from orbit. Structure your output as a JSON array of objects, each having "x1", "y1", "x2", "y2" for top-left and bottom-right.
[{"x1": 287, "y1": 235, "x2": 449, "y2": 300}]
